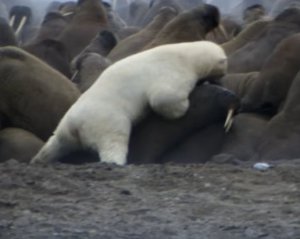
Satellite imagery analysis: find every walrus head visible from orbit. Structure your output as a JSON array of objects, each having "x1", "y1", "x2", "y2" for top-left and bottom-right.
[
  {"x1": 9, "y1": 5, "x2": 32, "y2": 37},
  {"x1": 274, "y1": 7, "x2": 300, "y2": 26},
  {"x1": 199, "y1": 4, "x2": 220, "y2": 33},
  {"x1": 195, "y1": 4, "x2": 229, "y2": 41}
]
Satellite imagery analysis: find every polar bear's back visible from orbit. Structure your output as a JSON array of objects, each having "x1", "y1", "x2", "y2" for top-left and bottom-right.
[{"x1": 93, "y1": 41, "x2": 226, "y2": 89}]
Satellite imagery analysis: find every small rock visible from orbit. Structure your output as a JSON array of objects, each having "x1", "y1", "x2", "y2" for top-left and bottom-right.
[
  {"x1": 120, "y1": 190, "x2": 131, "y2": 196},
  {"x1": 245, "y1": 227, "x2": 269, "y2": 238},
  {"x1": 204, "y1": 183, "x2": 211, "y2": 188},
  {"x1": 253, "y1": 162, "x2": 273, "y2": 171}
]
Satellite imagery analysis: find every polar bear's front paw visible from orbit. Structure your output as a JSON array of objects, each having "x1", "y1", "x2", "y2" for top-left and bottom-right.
[
  {"x1": 161, "y1": 98, "x2": 189, "y2": 119},
  {"x1": 149, "y1": 87, "x2": 190, "y2": 119},
  {"x1": 101, "y1": 157, "x2": 126, "y2": 166},
  {"x1": 99, "y1": 149, "x2": 127, "y2": 166},
  {"x1": 152, "y1": 97, "x2": 189, "y2": 119}
]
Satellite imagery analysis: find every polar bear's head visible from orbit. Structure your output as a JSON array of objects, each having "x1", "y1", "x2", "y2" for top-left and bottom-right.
[
  {"x1": 187, "y1": 41, "x2": 227, "y2": 78},
  {"x1": 210, "y1": 57, "x2": 228, "y2": 78}
]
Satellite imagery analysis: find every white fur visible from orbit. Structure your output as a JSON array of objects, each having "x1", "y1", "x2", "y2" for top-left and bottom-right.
[{"x1": 31, "y1": 41, "x2": 227, "y2": 165}]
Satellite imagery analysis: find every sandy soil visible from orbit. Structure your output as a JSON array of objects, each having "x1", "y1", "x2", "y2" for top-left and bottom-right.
[{"x1": 0, "y1": 159, "x2": 300, "y2": 239}]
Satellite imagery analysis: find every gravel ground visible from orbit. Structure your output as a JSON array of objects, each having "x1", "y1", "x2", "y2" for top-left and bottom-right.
[{"x1": 0, "y1": 159, "x2": 300, "y2": 239}]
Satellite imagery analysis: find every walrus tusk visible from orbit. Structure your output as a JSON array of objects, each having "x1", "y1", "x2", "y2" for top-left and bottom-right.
[
  {"x1": 225, "y1": 117, "x2": 233, "y2": 133},
  {"x1": 9, "y1": 15, "x2": 15, "y2": 27},
  {"x1": 224, "y1": 108, "x2": 234, "y2": 133},
  {"x1": 71, "y1": 70, "x2": 79, "y2": 82},
  {"x1": 62, "y1": 12, "x2": 74, "y2": 17},
  {"x1": 15, "y1": 16, "x2": 27, "y2": 36}
]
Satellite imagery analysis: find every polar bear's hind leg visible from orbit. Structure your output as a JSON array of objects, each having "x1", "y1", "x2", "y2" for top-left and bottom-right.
[{"x1": 31, "y1": 134, "x2": 77, "y2": 164}]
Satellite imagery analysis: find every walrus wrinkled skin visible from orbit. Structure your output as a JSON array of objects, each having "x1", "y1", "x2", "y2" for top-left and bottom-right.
[
  {"x1": 143, "y1": 4, "x2": 221, "y2": 49},
  {"x1": 138, "y1": 0, "x2": 182, "y2": 27},
  {"x1": 71, "y1": 52, "x2": 111, "y2": 92},
  {"x1": 222, "y1": 19, "x2": 270, "y2": 56},
  {"x1": 22, "y1": 39, "x2": 72, "y2": 78},
  {"x1": 108, "y1": 6, "x2": 178, "y2": 62},
  {"x1": 0, "y1": 46, "x2": 80, "y2": 141},
  {"x1": 58, "y1": 0, "x2": 108, "y2": 59},
  {"x1": 228, "y1": 8, "x2": 300, "y2": 73},
  {"x1": 206, "y1": 17, "x2": 242, "y2": 44},
  {"x1": 216, "y1": 113, "x2": 269, "y2": 162},
  {"x1": 252, "y1": 70, "x2": 300, "y2": 161},
  {"x1": 31, "y1": 11, "x2": 68, "y2": 43},
  {"x1": 220, "y1": 72, "x2": 259, "y2": 100},
  {"x1": 242, "y1": 33, "x2": 300, "y2": 114},
  {"x1": 0, "y1": 127, "x2": 44, "y2": 163},
  {"x1": 128, "y1": 84, "x2": 239, "y2": 164}
]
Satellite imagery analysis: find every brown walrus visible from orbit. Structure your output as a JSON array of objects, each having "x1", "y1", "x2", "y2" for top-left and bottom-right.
[
  {"x1": 0, "y1": 46, "x2": 80, "y2": 141},
  {"x1": 143, "y1": 4, "x2": 221, "y2": 50},
  {"x1": 108, "y1": 6, "x2": 178, "y2": 62}
]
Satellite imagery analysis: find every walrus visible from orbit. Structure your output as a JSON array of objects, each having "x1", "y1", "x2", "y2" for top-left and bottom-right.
[
  {"x1": 57, "y1": 1, "x2": 77, "y2": 22},
  {"x1": 9, "y1": 5, "x2": 32, "y2": 43},
  {"x1": 123, "y1": 0, "x2": 149, "y2": 26},
  {"x1": 242, "y1": 33, "x2": 300, "y2": 114},
  {"x1": 220, "y1": 72, "x2": 260, "y2": 100},
  {"x1": 71, "y1": 52, "x2": 111, "y2": 92},
  {"x1": 0, "y1": 17, "x2": 17, "y2": 46},
  {"x1": 252, "y1": 70, "x2": 300, "y2": 161},
  {"x1": 108, "y1": 6, "x2": 178, "y2": 62},
  {"x1": 228, "y1": 8, "x2": 300, "y2": 73},
  {"x1": 116, "y1": 26, "x2": 140, "y2": 40},
  {"x1": 0, "y1": 46, "x2": 80, "y2": 141},
  {"x1": 138, "y1": 0, "x2": 182, "y2": 27},
  {"x1": 143, "y1": 4, "x2": 222, "y2": 50},
  {"x1": 102, "y1": 0, "x2": 127, "y2": 37},
  {"x1": 22, "y1": 38, "x2": 72, "y2": 78},
  {"x1": 30, "y1": 11, "x2": 68, "y2": 43},
  {"x1": 243, "y1": 4, "x2": 268, "y2": 26},
  {"x1": 206, "y1": 17, "x2": 242, "y2": 44},
  {"x1": 128, "y1": 84, "x2": 239, "y2": 164},
  {"x1": 222, "y1": 19, "x2": 270, "y2": 56},
  {"x1": 216, "y1": 113, "x2": 269, "y2": 162},
  {"x1": 58, "y1": 0, "x2": 108, "y2": 59},
  {"x1": 0, "y1": 127, "x2": 44, "y2": 163},
  {"x1": 76, "y1": 30, "x2": 118, "y2": 58}
]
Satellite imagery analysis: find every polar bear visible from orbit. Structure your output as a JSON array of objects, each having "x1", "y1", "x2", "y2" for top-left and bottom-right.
[{"x1": 31, "y1": 41, "x2": 227, "y2": 166}]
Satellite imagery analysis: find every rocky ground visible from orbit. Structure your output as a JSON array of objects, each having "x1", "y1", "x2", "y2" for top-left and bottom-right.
[{"x1": 0, "y1": 159, "x2": 300, "y2": 239}]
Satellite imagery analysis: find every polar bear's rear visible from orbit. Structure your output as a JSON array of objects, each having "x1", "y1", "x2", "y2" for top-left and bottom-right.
[{"x1": 32, "y1": 41, "x2": 227, "y2": 165}]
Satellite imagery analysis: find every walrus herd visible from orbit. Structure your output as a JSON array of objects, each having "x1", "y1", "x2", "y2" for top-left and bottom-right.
[{"x1": 0, "y1": 0, "x2": 299, "y2": 165}]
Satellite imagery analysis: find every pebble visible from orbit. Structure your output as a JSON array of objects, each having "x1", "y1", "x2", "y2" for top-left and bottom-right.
[{"x1": 253, "y1": 162, "x2": 273, "y2": 171}]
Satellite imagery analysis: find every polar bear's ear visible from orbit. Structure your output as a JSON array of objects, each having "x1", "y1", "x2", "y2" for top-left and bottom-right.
[
  {"x1": 212, "y1": 58, "x2": 227, "y2": 76},
  {"x1": 218, "y1": 58, "x2": 227, "y2": 65},
  {"x1": 218, "y1": 58, "x2": 228, "y2": 71}
]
